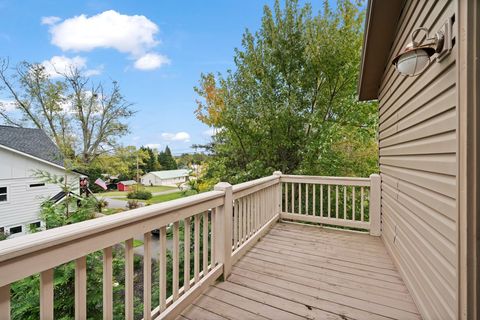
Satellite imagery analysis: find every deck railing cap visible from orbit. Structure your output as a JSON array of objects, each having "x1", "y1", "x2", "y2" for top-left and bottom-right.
[{"x1": 214, "y1": 182, "x2": 232, "y2": 191}]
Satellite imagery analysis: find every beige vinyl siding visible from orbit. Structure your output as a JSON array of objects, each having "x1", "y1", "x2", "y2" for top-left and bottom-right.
[{"x1": 377, "y1": 0, "x2": 457, "y2": 319}]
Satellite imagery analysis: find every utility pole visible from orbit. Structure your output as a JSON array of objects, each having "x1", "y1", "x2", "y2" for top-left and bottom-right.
[{"x1": 136, "y1": 150, "x2": 139, "y2": 192}]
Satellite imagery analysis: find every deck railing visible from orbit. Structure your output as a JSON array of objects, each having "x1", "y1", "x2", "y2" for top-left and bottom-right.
[
  {"x1": 280, "y1": 174, "x2": 381, "y2": 236},
  {"x1": 0, "y1": 172, "x2": 379, "y2": 319}
]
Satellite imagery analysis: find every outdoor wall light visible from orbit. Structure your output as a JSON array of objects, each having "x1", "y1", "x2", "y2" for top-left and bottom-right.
[{"x1": 392, "y1": 27, "x2": 445, "y2": 76}]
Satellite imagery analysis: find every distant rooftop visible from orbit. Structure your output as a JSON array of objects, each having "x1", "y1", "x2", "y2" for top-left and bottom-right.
[
  {"x1": 147, "y1": 169, "x2": 190, "y2": 179},
  {"x1": 0, "y1": 125, "x2": 64, "y2": 167},
  {"x1": 118, "y1": 180, "x2": 137, "y2": 185}
]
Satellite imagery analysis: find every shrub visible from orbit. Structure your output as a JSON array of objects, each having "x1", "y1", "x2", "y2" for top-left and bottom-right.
[
  {"x1": 126, "y1": 199, "x2": 141, "y2": 209},
  {"x1": 96, "y1": 198, "x2": 109, "y2": 212},
  {"x1": 127, "y1": 190, "x2": 152, "y2": 200}
]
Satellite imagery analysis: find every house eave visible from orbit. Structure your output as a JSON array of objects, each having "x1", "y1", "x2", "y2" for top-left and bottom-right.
[
  {"x1": 0, "y1": 144, "x2": 69, "y2": 172},
  {"x1": 357, "y1": 0, "x2": 406, "y2": 101}
]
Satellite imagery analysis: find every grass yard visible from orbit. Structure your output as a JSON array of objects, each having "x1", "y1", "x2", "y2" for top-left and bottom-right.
[
  {"x1": 133, "y1": 240, "x2": 144, "y2": 247},
  {"x1": 146, "y1": 190, "x2": 197, "y2": 205},
  {"x1": 95, "y1": 185, "x2": 176, "y2": 197}
]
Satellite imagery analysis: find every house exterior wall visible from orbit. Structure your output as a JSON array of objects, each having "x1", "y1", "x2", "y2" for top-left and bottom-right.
[
  {"x1": 377, "y1": 0, "x2": 457, "y2": 318},
  {"x1": 141, "y1": 173, "x2": 187, "y2": 186},
  {"x1": 0, "y1": 148, "x2": 78, "y2": 236}
]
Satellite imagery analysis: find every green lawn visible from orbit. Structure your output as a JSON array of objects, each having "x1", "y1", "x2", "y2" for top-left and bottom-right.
[
  {"x1": 133, "y1": 240, "x2": 144, "y2": 247},
  {"x1": 146, "y1": 190, "x2": 197, "y2": 205},
  {"x1": 95, "y1": 185, "x2": 176, "y2": 197}
]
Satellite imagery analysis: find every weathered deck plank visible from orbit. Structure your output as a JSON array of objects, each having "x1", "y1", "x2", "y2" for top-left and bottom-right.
[{"x1": 178, "y1": 222, "x2": 421, "y2": 320}]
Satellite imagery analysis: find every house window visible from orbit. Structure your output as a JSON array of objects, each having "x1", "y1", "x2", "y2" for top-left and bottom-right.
[
  {"x1": 9, "y1": 225, "x2": 22, "y2": 234},
  {"x1": 30, "y1": 221, "x2": 41, "y2": 229},
  {"x1": 0, "y1": 187, "x2": 7, "y2": 202},
  {"x1": 29, "y1": 183, "x2": 45, "y2": 188}
]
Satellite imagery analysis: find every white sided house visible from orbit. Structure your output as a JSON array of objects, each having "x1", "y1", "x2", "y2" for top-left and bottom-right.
[
  {"x1": 0, "y1": 126, "x2": 79, "y2": 237},
  {"x1": 141, "y1": 169, "x2": 190, "y2": 186}
]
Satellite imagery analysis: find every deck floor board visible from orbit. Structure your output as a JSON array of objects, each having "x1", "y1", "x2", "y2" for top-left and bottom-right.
[{"x1": 178, "y1": 222, "x2": 421, "y2": 320}]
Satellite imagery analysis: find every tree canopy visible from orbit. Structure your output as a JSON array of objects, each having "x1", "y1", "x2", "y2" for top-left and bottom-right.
[
  {"x1": 195, "y1": 0, "x2": 378, "y2": 185},
  {"x1": 0, "y1": 60, "x2": 135, "y2": 165}
]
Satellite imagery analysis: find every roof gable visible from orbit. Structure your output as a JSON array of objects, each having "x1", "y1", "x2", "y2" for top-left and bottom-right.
[{"x1": 0, "y1": 125, "x2": 64, "y2": 167}]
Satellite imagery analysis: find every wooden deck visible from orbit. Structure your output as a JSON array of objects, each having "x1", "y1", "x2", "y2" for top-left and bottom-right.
[{"x1": 177, "y1": 222, "x2": 421, "y2": 320}]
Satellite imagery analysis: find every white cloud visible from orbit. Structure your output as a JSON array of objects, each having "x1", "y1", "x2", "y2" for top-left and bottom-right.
[
  {"x1": 41, "y1": 16, "x2": 61, "y2": 25},
  {"x1": 203, "y1": 127, "x2": 223, "y2": 136},
  {"x1": 41, "y1": 55, "x2": 101, "y2": 78},
  {"x1": 0, "y1": 100, "x2": 16, "y2": 112},
  {"x1": 49, "y1": 10, "x2": 158, "y2": 55},
  {"x1": 144, "y1": 143, "x2": 161, "y2": 149},
  {"x1": 161, "y1": 132, "x2": 190, "y2": 142},
  {"x1": 134, "y1": 53, "x2": 170, "y2": 70},
  {"x1": 46, "y1": 10, "x2": 169, "y2": 71}
]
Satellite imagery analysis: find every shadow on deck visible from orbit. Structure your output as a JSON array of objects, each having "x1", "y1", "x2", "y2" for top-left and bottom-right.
[{"x1": 178, "y1": 222, "x2": 421, "y2": 320}]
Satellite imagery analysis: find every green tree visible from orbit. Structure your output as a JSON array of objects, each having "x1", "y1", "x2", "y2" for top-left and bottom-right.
[
  {"x1": 140, "y1": 146, "x2": 161, "y2": 173},
  {"x1": 0, "y1": 61, "x2": 135, "y2": 164},
  {"x1": 158, "y1": 146, "x2": 178, "y2": 170},
  {"x1": 195, "y1": 0, "x2": 377, "y2": 185}
]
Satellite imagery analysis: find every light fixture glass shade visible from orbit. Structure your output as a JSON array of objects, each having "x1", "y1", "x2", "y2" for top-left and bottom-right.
[{"x1": 395, "y1": 49, "x2": 430, "y2": 76}]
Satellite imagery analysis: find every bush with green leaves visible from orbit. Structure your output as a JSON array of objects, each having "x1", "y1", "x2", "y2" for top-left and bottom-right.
[{"x1": 127, "y1": 190, "x2": 152, "y2": 200}]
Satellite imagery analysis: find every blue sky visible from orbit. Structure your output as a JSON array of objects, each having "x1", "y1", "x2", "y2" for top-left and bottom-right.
[{"x1": 0, "y1": 0, "x2": 322, "y2": 155}]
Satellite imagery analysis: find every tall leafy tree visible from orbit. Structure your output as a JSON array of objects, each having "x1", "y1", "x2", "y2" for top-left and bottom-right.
[
  {"x1": 195, "y1": 0, "x2": 377, "y2": 184},
  {"x1": 0, "y1": 60, "x2": 135, "y2": 164}
]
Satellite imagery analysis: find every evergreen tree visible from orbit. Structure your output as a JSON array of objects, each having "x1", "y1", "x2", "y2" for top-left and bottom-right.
[{"x1": 158, "y1": 146, "x2": 178, "y2": 170}]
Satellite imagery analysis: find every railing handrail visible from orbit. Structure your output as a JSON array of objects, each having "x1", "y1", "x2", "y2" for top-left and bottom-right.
[
  {"x1": 0, "y1": 190, "x2": 224, "y2": 264},
  {"x1": 281, "y1": 174, "x2": 371, "y2": 186},
  {"x1": 232, "y1": 175, "x2": 280, "y2": 199}
]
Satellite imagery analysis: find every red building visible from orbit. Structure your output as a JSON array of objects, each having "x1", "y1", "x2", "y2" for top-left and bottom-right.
[{"x1": 117, "y1": 180, "x2": 136, "y2": 192}]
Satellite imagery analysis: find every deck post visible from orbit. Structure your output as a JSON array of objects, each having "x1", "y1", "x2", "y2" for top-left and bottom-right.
[
  {"x1": 214, "y1": 182, "x2": 233, "y2": 279},
  {"x1": 273, "y1": 171, "x2": 282, "y2": 216},
  {"x1": 369, "y1": 174, "x2": 381, "y2": 236}
]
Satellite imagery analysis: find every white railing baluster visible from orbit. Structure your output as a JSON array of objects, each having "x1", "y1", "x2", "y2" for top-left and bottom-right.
[
  {"x1": 306, "y1": 184, "x2": 309, "y2": 215},
  {"x1": 233, "y1": 200, "x2": 238, "y2": 249},
  {"x1": 291, "y1": 182, "x2": 295, "y2": 213},
  {"x1": 313, "y1": 184, "x2": 316, "y2": 216},
  {"x1": 299, "y1": 183, "x2": 302, "y2": 215},
  {"x1": 194, "y1": 214, "x2": 200, "y2": 283},
  {"x1": 210, "y1": 209, "x2": 216, "y2": 266},
  {"x1": 328, "y1": 185, "x2": 331, "y2": 218},
  {"x1": 0, "y1": 285, "x2": 9, "y2": 320},
  {"x1": 202, "y1": 212, "x2": 208, "y2": 277},
  {"x1": 344, "y1": 186, "x2": 347, "y2": 219},
  {"x1": 40, "y1": 268, "x2": 54, "y2": 320},
  {"x1": 125, "y1": 239, "x2": 134, "y2": 320},
  {"x1": 173, "y1": 221, "x2": 179, "y2": 300},
  {"x1": 352, "y1": 187, "x2": 356, "y2": 221},
  {"x1": 361, "y1": 186, "x2": 365, "y2": 222},
  {"x1": 159, "y1": 226, "x2": 167, "y2": 312},
  {"x1": 184, "y1": 217, "x2": 191, "y2": 291},
  {"x1": 143, "y1": 232, "x2": 152, "y2": 320},
  {"x1": 335, "y1": 185, "x2": 339, "y2": 219},
  {"x1": 75, "y1": 256, "x2": 87, "y2": 320},
  {"x1": 103, "y1": 247, "x2": 113, "y2": 320},
  {"x1": 320, "y1": 185, "x2": 324, "y2": 217}
]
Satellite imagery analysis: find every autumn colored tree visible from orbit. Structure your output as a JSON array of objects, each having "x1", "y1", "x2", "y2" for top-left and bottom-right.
[{"x1": 195, "y1": 0, "x2": 377, "y2": 184}]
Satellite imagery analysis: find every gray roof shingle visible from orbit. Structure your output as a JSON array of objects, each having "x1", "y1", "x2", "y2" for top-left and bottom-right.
[{"x1": 0, "y1": 125, "x2": 64, "y2": 167}]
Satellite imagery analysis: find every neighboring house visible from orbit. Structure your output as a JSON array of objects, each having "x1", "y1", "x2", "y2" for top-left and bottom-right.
[
  {"x1": 0, "y1": 125, "x2": 79, "y2": 237},
  {"x1": 141, "y1": 169, "x2": 190, "y2": 186},
  {"x1": 117, "y1": 180, "x2": 137, "y2": 192},
  {"x1": 359, "y1": 0, "x2": 479, "y2": 318}
]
